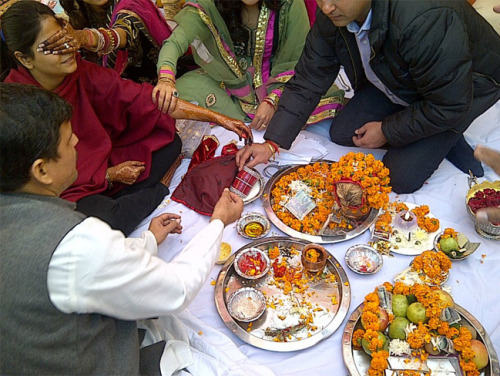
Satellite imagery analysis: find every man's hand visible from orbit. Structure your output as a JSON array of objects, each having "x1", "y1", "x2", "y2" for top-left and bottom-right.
[
  {"x1": 107, "y1": 161, "x2": 146, "y2": 185},
  {"x1": 211, "y1": 188, "x2": 243, "y2": 226},
  {"x1": 149, "y1": 213, "x2": 182, "y2": 245},
  {"x1": 352, "y1": 121, "x2": 387, "y2": 149},
  {"x1": 235, "y1": 143, "x2": 274, "y2": 170},
  {"x1": 250, "y1": 102, "x2": 275, "y2": 131},
  {"x1": 474, "y1": 145, "x2": 500, "y2": 175}
]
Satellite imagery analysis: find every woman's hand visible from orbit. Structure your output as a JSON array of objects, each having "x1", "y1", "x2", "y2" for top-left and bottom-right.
[
  {"x1": 152, "y1": 80, "x2": 178, "y2": 114},
  {"x1": 219, "y1": 118, "x2": 253, "y2": 145},
  {"x1": 235, "y1": 143, "x2": 274, "y2": 170},
  {"x1": 107, "y1": 161, "x2": 146, "y2": 185},
  {"x1": 37, "y1": 20, "x2": 83, "y2": 55},
  {"x1": 250, "y1": 101, "x2": 275, "y2": 131},
  {"x1": 148, "y1": 213, "x2": 182, "y2": 244}
]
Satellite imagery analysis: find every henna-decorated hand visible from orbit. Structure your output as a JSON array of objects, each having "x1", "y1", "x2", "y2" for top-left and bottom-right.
[
  {"x1": 107, "y1": 161, "x2": 146, "y2": 185},
  {"x1": 37, "y1": 20, "x2": 83, "y2": 55}
]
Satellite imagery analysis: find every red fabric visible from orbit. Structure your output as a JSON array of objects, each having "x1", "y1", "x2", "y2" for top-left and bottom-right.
[
  {"x1": 304, "y1": 0, "x2": 317, "y2": 26},
  {"x1": 5, "y1": 55, "x2": 176, "y2": 201},
  {"x1": 187, "y1": 136, "x2": 219, "y2": 172},
  {"x1": 171, "y1": 154, "x2": 238, "y2": 216}
]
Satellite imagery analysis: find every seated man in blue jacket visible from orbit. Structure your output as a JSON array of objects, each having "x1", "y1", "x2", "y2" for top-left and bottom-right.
[
  {"x1": 0, "y1": 83, "x2": 245, "y2": 375},
  {"x1": 236, "y1": 0, "x2": 500, "y2": 193}
]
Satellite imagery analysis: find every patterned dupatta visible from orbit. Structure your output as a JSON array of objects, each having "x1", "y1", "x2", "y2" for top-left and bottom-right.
[{"x1": 104, "y1": 0, "x2": 173, "y2": 74}]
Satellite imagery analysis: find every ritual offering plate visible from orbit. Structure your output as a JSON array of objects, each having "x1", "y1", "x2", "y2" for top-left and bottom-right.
[
  {"x1": 433, "y1": 228, "x2": 481, "y2": 261},
  {"x1": 230, "y1": 166, "x2": 265, "y2": 205},
  {"x1": 261, "y1": 161, "x2": 378, "y2": 244},
  {"x1": 342, "y1": 283, "x2": 499, "y2": 376},
  {"x1": 215, "y1": 237, "x2": 351, "y2": 351},
  {"x1": 236, "y1": 212, "x2": 271, "y2": 240},
  {"x1": 370, "y1": 202, "x2": 441, "y2": 256}
]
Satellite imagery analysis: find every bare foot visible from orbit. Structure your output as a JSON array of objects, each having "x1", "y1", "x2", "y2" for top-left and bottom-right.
[
  {"x1": 493, "y1": 4, "x2": 500, "y2": 13},
  {"x1": 160, "y1": 154, "x2": 183, "y2": 187}
]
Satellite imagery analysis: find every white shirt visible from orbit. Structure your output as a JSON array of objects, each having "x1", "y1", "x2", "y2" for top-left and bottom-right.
[
  {"x1": 47, "y1": 217, "x2": 224, "y2": 320},
  {"x1": 347, "y1": 10, "x2": 409, "y2": 107}
]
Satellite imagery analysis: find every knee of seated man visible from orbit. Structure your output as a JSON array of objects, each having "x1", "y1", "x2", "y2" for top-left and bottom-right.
[
  {"x1": 389, "y1": 172, "x2": 426, "y2": 194},
  {"x1": 329, "y1": 125, "x2": 356, "y2": 146}
]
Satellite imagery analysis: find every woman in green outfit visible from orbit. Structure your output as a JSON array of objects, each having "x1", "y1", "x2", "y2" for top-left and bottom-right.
[{"x1": 153, "y1": 0, "x2": 344, "y2": 130}]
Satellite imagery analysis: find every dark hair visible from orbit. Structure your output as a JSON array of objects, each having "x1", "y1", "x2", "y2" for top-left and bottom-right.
[
  {"x1": 0, "y1": 0, "x2": 57, "y2": 79},
  {"x1": 214, "y1": 0, "x2": 282, "y2": 44},
  {"x1": 0, "y1": 83, "x2": 73, "y2": 192}
]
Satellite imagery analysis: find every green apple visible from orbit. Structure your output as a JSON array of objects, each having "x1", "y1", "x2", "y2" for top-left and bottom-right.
[
  {"x1": 439, "y1": 237, "x2": 459, "y2": 255},
  {"x1": 361, "y1": 331, "x2": 387, "y2": 355},
  {"x1": 470, "y1": 339, "x2": 489, "y2": 369},
  {"x1": 389, "y1": 317, "x2": 409, "y2": 340},
  {"x1": 392, "y1": 294, "x2": 409, "y2": 317},
  {"x1": 407, "y1": 302, "x2": 428, "y2": 324}
]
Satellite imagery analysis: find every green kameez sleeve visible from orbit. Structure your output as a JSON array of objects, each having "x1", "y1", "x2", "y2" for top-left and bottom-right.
[{"x1": 156, "y1": 7, "x2": 206, "y2": 75}]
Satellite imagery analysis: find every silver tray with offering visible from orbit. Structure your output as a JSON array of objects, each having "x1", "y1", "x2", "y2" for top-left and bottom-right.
[
  {"x1": 261, "y1": 161, "x2": 378, "y2": 244},
  {"x1": 342, "y1": 303, "x2": 500, "y2": 376},
  {"x1": 214, "y1": 237, "x2": 351, "y2": 352}
]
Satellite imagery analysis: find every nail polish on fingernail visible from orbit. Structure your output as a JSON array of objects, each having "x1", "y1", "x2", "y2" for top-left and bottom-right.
[{"x1": 44, "y1": 51, "x2": 51, "y2": 55}]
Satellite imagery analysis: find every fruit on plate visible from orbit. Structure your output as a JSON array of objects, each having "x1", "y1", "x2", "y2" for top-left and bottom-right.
[
  {"x1": 434, "y1": 289, "x2": 454, "y2": 309},
  {"x1": 361, "y1": 331, "x2": 388, "y2": 355},
  {"x1": 407, "y1": 302, "x2": 428, "y2": 324},
  {"x1": 470, "y1": 339, "x2": 489, "y2": 369},
  {"x1": 361, "y1": 306, "x2": 389, "y2": 331},
  {"x1": 388, "y1": 317, "x2": 409, "y2": 340},
  {"x1": 439, "y1": 237, "x2": 459, "y2": 255},
  {"x1": 392, "y1": 294, "x2": 409, "y2": 317}
]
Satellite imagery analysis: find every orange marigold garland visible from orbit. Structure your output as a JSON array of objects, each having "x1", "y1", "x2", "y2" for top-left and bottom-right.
[
  {"x1": 329, "y1": 152, "x2": 391, "y2": 210},
  {"x1": 357, "y1": 282, "x2": 481, "y2": 376}
]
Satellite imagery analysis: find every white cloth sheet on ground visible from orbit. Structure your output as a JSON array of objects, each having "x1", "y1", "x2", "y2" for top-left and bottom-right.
[{"x1": 130, "y1": 100, "x2": 500, "y2": 375}]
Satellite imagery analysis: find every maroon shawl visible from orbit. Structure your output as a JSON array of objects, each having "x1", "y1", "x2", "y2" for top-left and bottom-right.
[{"x1": 5, "y1": 55, "x2": 176, "y2": 202}]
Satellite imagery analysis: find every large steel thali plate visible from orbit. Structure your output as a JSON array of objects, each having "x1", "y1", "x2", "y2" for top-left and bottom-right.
[
  {"x1": 215, "y1": 237, "x2": 351, "y2": 352},
  {"x1": 342, "y1": 303, "x2": 500, "y2": 376},
  {"x1": 261, "y1": 162, "x2": 378, "y2": 244}
]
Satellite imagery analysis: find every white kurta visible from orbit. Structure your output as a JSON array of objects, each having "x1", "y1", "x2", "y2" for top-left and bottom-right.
[{"x1": 46, "y1": 217, "x2": 275, "y2": 376}]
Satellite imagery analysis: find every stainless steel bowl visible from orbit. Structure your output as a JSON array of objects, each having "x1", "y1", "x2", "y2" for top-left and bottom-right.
[
  {"x1": 465, "y1": 179, "x2": 500, "y2": 240},
  {"x1": 233, "y1": 248, "x2": 271, "y2": 280},
  {"x1": 344, "y1": 245, "x2": 383, "y2": 275},
  {"x1": 236, "y1": 212, "x2": 271, "y2": 240},
  {"x1": 227, "y1": 287, "x2": 266, "y2": 322}
]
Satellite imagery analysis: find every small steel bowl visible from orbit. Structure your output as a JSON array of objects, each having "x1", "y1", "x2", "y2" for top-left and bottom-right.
[
  {"x1": 345, "y1": 244, "x2": 383, "y2": 275},
  {"x1": 234, "y1": 248, "x2": 271, "y2": 280},
  {"x1": 236, "y1": 212, "x2": 271, "y2": 240},
  {"x1": 227, "y1": 287, "x2": 266, "y2": 322}
]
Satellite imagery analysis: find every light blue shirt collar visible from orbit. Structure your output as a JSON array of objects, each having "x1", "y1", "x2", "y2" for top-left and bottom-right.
[{"x1": 346, "y1": 9, "x2": 372, "y2": 35}]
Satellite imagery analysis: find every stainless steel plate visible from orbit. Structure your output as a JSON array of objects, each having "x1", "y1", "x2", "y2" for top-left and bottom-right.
[
  {"x1": 215, "y1": 237, "x2": 351, "y2": 352},
  {"x1": 261, "y1": 163, "x2": 378, "y2": 244},
  {"x1": 342, "y1": 303, "x2": 500, "y2": 376}
]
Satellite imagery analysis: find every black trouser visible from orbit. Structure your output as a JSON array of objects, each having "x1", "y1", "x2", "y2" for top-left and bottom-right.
[
  {"x1": 329, "y1": 84, "x2": 484, "y2": 194},
  {"x1": 77, "y1": 134, "x2": 182, "y2": 235}
]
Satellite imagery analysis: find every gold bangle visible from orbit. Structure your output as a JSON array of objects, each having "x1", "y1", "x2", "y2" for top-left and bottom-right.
[{"x1": 266, "y1": 143, "x2": 276, "y2": 161}]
